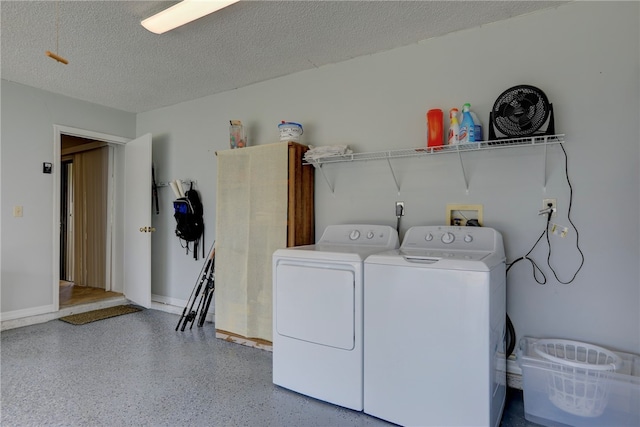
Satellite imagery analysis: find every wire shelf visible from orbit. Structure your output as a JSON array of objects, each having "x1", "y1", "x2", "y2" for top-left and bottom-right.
[
  {"x1": 303, "y1": 134, "x2": 564, "y2": 166},
  {"x1": 303, "y1": 134, "x2": 564, "y2": 194}
]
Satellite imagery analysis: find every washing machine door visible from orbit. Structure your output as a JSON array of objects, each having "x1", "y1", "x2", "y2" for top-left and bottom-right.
[{"x1": 275, "y1": 261, "x2": 356, "y2": 350}]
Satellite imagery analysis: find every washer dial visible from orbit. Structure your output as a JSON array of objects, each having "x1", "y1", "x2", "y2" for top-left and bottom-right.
[
  {"x1": 441, "y1": 232, "x2": 455, "y2": 244},
  {"x1": 349, "y1": 230, "x2": 361, "y2": 240}
]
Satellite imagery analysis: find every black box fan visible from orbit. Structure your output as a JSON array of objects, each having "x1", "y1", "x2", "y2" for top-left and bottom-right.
[{"x1": 488, "y1": 85, "x2": 555, "y2": 140}]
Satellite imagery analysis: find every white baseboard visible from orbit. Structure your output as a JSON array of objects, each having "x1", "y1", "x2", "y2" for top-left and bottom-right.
[
  {"x1": 0, "y1": 303, "x2": 56, "y2": 322},
  {"x1": 151, "y1": 294, "x2": 215, "y2": 323},
  {"x1": 1, "y1": 297, "x2": 128, "y2": 331},
  {"x1": 1, "y1": 294, "x2": 215, "y2": 331},
  {"x1": 151, "y1": 294, "x2": 187, "y2": 315}
]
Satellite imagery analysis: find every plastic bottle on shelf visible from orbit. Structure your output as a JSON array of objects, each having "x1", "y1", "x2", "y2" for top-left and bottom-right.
[
  {"x1": 459, "y1": 103, "x2": 475, "y2": 143},
  {"x1": 448, "y1": 108, "x2": 460, "y2": 145},
  {"x1": 469, "y1": 110, "x2": 483, "y2": 142},
  {"x1": 426, "y1": 109, "x2": 444, "y2": 148}
]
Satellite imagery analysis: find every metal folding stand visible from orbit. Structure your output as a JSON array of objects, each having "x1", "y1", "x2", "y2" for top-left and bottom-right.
[{"x1": 175, "y1": 242, "x2": 215, "y2": 331}]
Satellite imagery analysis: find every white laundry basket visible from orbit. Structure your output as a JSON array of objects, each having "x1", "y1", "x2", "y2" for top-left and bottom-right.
[{"x1": 533, "y1": 339, "x2": 622, "y2": 417}]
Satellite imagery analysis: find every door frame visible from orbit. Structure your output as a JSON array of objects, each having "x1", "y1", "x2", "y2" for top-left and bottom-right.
[{"x1": 52, "y1": 125, "x2": 129, "y2": 311}]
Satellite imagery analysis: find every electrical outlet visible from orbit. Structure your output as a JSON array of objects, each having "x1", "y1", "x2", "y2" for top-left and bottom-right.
[
  {"x1": 543, "y1": 198, "x2": 557, "y2": 217},
  {"x1": 395, "y1": 201, "x2": 405, "y2": 217}
]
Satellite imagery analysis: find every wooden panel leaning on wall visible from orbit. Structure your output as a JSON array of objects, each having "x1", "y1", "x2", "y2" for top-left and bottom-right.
[{"x1": 287, "y1": 142, "x2": 315, "y2": 247}]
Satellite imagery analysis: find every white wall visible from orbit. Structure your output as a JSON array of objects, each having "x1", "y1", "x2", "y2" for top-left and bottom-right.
[
  {"x1": 138, "y1": 2, "x2": 639, "y2": 353},
  {"x1": 0, "y1": 81, "x2": 136, "y2": 316}
]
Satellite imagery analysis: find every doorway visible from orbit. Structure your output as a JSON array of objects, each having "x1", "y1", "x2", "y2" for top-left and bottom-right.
[
  {"x1": 58, "y1": 134, "x2": 120, "y2": 308},
  {"x1": 53, "y1": 126, "x2": 153, "y2": 311}
]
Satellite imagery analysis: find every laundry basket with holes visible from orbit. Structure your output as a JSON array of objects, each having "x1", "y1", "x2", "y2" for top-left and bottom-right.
[
  {"x1": 533, "y1": 339, "x2": 621, "y2": 417},
  {"x1": 518, "y1": 337, "x2": 640, "y2": 427}
]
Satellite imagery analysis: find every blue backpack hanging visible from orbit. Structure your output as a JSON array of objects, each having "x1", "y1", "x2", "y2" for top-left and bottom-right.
[{"x1": 173, "y1": 182, "x2": 204, "y2": 259}]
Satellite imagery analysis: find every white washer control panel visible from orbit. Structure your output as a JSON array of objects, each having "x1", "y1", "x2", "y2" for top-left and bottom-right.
[
  {"x1": 319, "y1": 224, "x2": 399, "y2": 248},
  {"x1": 401, "y1": 226, "x2": 499, "y2": 252}
]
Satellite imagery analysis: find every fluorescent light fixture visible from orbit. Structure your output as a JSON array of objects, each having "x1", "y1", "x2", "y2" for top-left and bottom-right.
[{"x1": 141, "y1": 0, "x2": 239, "y2": 34}]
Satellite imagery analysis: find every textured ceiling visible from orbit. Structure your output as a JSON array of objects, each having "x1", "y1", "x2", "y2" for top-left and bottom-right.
[{"x1": 1, "y1": 1, "x2": 563, "y2": 113}]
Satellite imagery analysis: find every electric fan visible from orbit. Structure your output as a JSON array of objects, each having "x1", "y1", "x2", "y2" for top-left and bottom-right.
[{"x1": 488, "y1": 85, "x2": 555, "y2": 140}]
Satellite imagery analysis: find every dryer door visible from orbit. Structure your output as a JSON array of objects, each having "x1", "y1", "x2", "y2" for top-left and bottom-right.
[{"x1": 275, "y1": 261, "x2": 356, "y2": 350}]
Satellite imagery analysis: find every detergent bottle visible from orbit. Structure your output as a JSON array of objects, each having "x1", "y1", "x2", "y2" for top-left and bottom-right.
[
  {"x1": 426, "y1": 109, "x2": 444, "y2": 148},
  {"x1": 448, "y1": 108, "x2": 460, "y2": 145},
  {"x1": 470, "y1": 110, "x2": 483, "y2": 142},
  {"x1": 459, "y1": 103, "x2": 475, "y2": 143}
]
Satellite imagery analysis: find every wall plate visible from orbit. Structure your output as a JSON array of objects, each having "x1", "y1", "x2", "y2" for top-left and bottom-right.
[{"x1": 446, "y1": 204, "x2": 483, "y2": 226}]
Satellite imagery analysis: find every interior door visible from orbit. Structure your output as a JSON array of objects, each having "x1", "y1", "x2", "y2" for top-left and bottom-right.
[{"x1": 124, "y1": 133, "x2": 152, "y2": 308}]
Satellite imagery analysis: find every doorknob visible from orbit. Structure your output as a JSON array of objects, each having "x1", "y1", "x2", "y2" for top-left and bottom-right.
[{"x1": 139, "y1": 226, "x2": 156, "y2": 233}]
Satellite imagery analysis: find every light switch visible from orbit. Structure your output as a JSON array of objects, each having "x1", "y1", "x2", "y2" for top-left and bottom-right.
[{"x1": 13, "y1": 206, "x2": 23, "y2": 217}]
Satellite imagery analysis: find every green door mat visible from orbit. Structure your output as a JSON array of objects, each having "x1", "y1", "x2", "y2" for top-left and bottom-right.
[{"x1": 59, "y1": 305, "x2": 142, "y2": 325}]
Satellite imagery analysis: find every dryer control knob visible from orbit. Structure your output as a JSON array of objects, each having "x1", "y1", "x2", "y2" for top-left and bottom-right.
[
  {"x1": 441, "y1": 232, "x2": 455, "y2": 244},
  {"x1": 464, "y1": 234, "x2": 473, "y2": 243},
  {"x1": 367, "y1": 231, "x2": 375, "y2": 239},
  {"x1": 349, "y1": 230, "x2": 361, "y2": 240},
  {"x1": 425, "y1": 233, "x2": 434, "y2": 241}
]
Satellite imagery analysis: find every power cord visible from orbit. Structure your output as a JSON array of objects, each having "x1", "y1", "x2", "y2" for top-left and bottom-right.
[
  {"x1": 395, "y1": 203, "x2": 404, "y2": 235},
  {"x1": 547, "y1": 144, "x2": 585, "y2": 284},
  {"x1": 506, "y1": 208, "x2": 552, "y2": 284},
  {"x1": 505, "y1": 143, "x2": 584, "y2": 357},
  {"x1": 505, "y1": 211, "x2": 552, "y2": 357}
]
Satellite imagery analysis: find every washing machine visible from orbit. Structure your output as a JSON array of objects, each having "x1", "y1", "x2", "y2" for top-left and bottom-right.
[
  {"x1": 272, "y1": 224, "x2": 399, "y2": 411},
  {"x1": 364, "y1": 225, "x2": 506, "y2": 427}
]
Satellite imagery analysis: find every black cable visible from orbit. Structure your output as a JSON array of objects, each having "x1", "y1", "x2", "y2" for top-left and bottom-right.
[
  {"x1": 395, "y1": 203, "x2": 404, "y2": 235},
  {"x1": 505, "y1": 142, "x2": 584, "y2": 357},
  {"x1": 505, "y1": 314, "x2": 516, "y2": 358},
  {"x1": 506, "y1": 211, "x2": 551, "y2": 285},
  {"x1": 545, "y1": 144, "x2": 585, "y2": 284},
  {"x1": 505, "y1": 213, "x2": 551, "y2": 357}
]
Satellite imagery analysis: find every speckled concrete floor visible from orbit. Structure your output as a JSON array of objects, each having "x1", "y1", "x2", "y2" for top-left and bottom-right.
[{"x1": 1, "y1": 309, "x2": 541, "y2": 427}]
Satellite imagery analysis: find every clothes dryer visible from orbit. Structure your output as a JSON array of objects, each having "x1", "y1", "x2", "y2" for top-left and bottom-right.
[
  {"x1": 272, "y1": 224, "x2": 399, "y2": 411},
  {"x1": 364, "y1": 226, "x2": 506, "y2": 427}
]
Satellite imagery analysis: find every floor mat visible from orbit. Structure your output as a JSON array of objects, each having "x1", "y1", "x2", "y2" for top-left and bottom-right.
[{"x1": 59, "y1": 305, "x2": 142, "y2": 325}]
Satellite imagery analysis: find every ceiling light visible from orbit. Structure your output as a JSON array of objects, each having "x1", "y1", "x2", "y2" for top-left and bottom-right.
[{"x1": 141, "y1": 0, "x2": 239, "y2": 34}]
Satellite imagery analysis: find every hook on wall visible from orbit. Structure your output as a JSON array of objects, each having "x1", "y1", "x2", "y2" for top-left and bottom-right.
[
  {"x1": 156, "y1": 179, "x2": 196, "y2": 188},
  {"x1": 157, "y1": 179, "x2": 197, "y2": 199}
]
